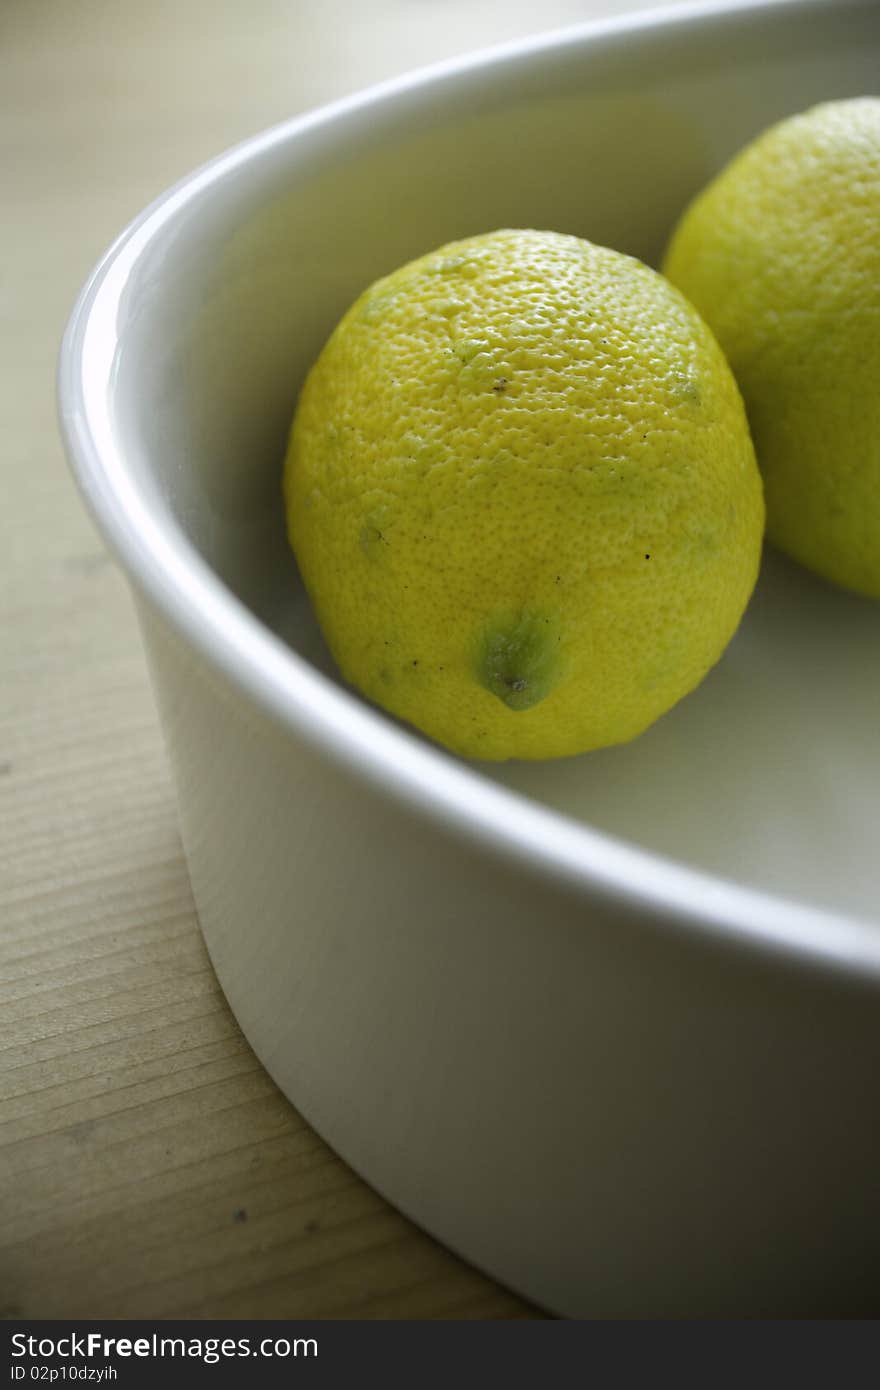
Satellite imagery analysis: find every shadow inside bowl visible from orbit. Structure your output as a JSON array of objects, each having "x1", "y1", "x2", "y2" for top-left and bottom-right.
[{"x1": 260, "y1": 540, "x2": 880, "y2": 926}]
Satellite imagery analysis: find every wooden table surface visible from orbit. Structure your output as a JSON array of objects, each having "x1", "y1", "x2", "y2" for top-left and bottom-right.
[{"x1": 1, "y1": 0, "x2": 694, "y2": 1320}]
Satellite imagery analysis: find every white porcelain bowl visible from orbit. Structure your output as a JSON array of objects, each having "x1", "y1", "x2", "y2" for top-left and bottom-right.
[{"x1": 59, "y1": 0, "x2": 880, "y2": 1317}]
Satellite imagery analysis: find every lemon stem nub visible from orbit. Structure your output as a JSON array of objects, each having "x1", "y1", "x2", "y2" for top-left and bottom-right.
[{"x1": 477, "y1": 610, "x2": 562, "y2": 712}]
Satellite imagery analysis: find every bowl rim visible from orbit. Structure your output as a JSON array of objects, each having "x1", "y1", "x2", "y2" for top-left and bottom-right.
[{"x1": 57, "y1": 0, "x2": 880, "y2": 985}]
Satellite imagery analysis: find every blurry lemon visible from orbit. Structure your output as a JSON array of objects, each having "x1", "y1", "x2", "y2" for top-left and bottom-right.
[
  {"x1": 284, "y1": 229, "x2": 763, "y2": 761},
  {"x1": 663, "y1": 98, "x2": 880, "y2": 597}
]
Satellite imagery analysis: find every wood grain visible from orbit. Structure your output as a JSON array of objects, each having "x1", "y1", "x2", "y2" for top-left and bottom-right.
[{"x1": 0, "y1": 0, "x2": 691, "y2": 1320}]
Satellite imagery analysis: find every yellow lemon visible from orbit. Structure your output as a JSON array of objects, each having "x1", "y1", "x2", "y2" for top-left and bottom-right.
[
  {"x1": 663, "y1": 98, "x2": 880, "y2": 598},
  {"x1": 284, "y1": 229, "x2": 763, "y2": 761}
]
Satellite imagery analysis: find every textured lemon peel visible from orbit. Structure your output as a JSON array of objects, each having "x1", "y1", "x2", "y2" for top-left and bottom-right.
[
  {"x1": 285, "y1": 229, "x2": 764, "y2": 760},
  {"x1": 663, "y1": 98, "x2": 880, "y2": 598}
]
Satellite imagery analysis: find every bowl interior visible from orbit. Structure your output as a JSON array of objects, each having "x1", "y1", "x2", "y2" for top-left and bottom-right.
[{"x1": 107, "y1": 0, "x2": 879, "y2": 925}]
